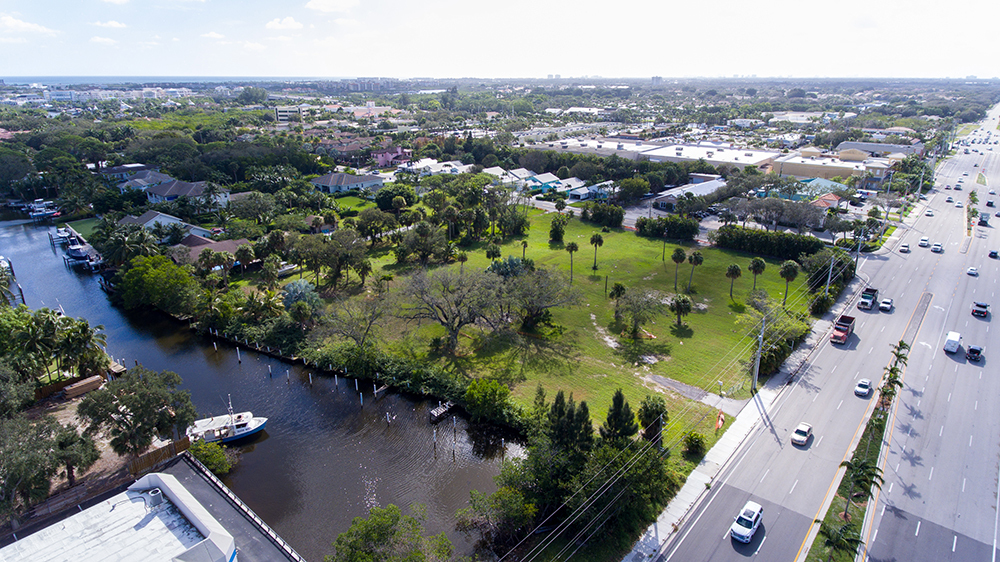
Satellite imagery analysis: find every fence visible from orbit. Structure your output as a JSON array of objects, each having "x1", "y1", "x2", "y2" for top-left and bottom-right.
[{"x1": 128, "y1": 437, "x2": 190, "y2": 476}]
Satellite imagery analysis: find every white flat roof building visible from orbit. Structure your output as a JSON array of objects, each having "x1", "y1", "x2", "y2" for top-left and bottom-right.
[
  {"x1": 639, "y1": 144, "x2": 779, "y2": 169},
  {"x1": 0, "y1": 473, "x2": 235, "y2": 562}
]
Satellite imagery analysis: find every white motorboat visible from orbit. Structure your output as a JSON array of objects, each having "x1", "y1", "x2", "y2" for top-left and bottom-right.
[{"x1": 187, "y1": 395, "x2": 267, "y2": 444}]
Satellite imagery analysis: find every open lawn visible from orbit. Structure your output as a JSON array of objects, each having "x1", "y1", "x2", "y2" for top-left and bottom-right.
[
  {"x1": 65, "y1": 217, "x2": 99, "y2": 241},
  {"x1": 334, "y1": 196, "x2": 376, "y2": 212},
  {"x1": 340, "y1": 211, "x2": 816, "y2": 449}
]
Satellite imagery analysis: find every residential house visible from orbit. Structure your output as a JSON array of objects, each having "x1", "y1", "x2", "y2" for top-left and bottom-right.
[
  {"x1": 118, "y1": 211, "x2": 212, "y2": 238},
  {"x1": 170, "y1": 235, "x2": 252, "y2": 265},
  {"x1": 309, "y1": 172, "x2": 383, "y2": 194},
  {"x1": 525, "y1": 172, "x2": 562, "y2": 192},
  {"x1": 117, "y1": 170, "x2": 173, "y2": 194},
  {"x1": 568, "y1": 180, "x2": 614, "y2": 201},
  {"x1": 372, "y1": 146, "x2": 412, "y2": 168},
  {"x1": 145, "y1": 180, "x2": 230, "y2": 208},
  {"x1": 100, "y1": 163, "x2": 159, "y2": 182}
]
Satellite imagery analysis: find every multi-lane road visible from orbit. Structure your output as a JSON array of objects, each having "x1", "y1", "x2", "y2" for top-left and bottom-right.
[{"x1": 656, "y1": 109, "x2": 1000, "y2": 562}]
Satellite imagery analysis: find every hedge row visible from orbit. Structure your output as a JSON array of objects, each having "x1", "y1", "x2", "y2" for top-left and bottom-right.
[
  {"x1": 711, "y1": 225, "x2": 825, "y2": 261},
  {"x1": 634, "y1": 215, "x2": 700, "y2": 240}
]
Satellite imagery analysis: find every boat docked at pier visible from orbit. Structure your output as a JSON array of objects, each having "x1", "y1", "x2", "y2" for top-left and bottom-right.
[{"x1": 187, "y1": 395, "x2": 267, "y2": 444}]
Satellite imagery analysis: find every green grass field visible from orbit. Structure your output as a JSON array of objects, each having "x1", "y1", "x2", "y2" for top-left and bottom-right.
[
  {"x1": 64, "y1": 217, "x2": 99, "y2": 241},
  {"x1": 335, "y1": 196, "x2": 376, "y2": 211},
  {"x1": 351, "y1": 212, "x2": 815, "y2": 448},
  {"x1": 978, "y1": 173, "x2": 988, "y2": 186}
]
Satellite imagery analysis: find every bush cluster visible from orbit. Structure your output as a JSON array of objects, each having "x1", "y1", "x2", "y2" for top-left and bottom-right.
[
  {"x1": 634, "y1": 215, "x2": 700, "y2": 240},
  {"x1": 711, "y1": 225, "x2": 825, "y2": 261}
]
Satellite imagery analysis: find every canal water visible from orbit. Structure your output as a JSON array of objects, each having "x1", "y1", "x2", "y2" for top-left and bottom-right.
[{"x1": 0, "y1": 220, "x2": 513, "y2": 561}]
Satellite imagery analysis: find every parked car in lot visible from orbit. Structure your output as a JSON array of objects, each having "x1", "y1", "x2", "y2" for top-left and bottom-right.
[
  {"x1": 730, "y1": 501, "x2": 764, "y2": 543},
  {"x1": 791, "y1": 423, "x2": 813, "y2": 446}
]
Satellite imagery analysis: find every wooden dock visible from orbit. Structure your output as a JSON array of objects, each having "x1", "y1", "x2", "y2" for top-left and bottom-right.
[{"x1": 429, "y1": 401, "x2": 453, "y2": 423}]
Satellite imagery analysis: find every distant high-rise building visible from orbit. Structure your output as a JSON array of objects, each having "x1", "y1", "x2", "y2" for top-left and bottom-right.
[
  {"x1": 554, "y1": 75, "x2": 561, "y2": 80},
  {"x1": 652, "y1": 76, "x2": 662, "y2": 85},
  {"x1": 547, "y1": 74, "x2": 554, "y2": 80},
  {"x1": 967, "y1": 75, "x2": 978, "y2": 80}
]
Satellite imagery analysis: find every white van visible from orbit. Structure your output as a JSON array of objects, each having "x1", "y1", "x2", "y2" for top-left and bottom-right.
[{"x1": 944, "y1": 331, "x2": 962, "y2": 353}]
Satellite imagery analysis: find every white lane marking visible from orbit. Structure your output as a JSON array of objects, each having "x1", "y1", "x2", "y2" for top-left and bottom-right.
[
  {"x1": 897, "y1": 462, "x2": 901, "y2": 471},
  {"x1": 977, "y1": 401, "x2": 979, "y2": 410},
  {"x1": 831, "y1": 364, "x2": 837, "y2": 373},
  {"x1": 872, "y1": 529, "x2": 879, "y2": 544},
  {"x1": 918, "y1": 399, "x2": 921, "y2": 407},
  {"x1": 881, "y1": 326, "x2": 886, "y2": 333},
  {"x1": 916, "y1": 521, "x2": 922, "y2": 536},
  {"x1": 929, "y1": 467, "x2": 934, "y2": 481},
  {"x1": 869, "y1": 348, "x2": 873, "y2": 354},
  {"x1": 789, "y1": 480, "x2": 798, "y2": 495},
  {"x1": 888, "y1": 482, "x2": 893, "y2": 495},
  {"x1": 816, "y1": 436, "x2": 824, "y2": 448},
  {"x1": 949, "y1": 393, "x2": 953, "y2": 402},
  {"x1": 964, "y1": 478, "x2": 967, "y2": 492},
  {"x1": 813, "y1": 393, "x2": 819, "y2": 402},
  {"x1": 971, "y1": 435, "x2": 975, "y2": 446},
  {"x1": 940, "y1": 426, "x2": 944, "y2": 436},
  {"x1": 754, "y1": 535, "x2": 767, "y2": 556},
  {"x1": 837, "y1": 400, "x2": 843, "y2": 410},
  {"x1": 954, "y1": 535, "x2": 958, "y2": 552},
  {"x1": 881, "y1": 504, "x2": 886, "y2": 517},
  {"x1": 956, "y1": 365, "x2": 959, "y2": 373},
  {"x1": 760, "y1": 469, "x2": 769, "y2": 483}
]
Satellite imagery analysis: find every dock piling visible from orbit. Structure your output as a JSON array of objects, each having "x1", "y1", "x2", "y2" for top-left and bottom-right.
[{"x1": 236, "y1": 348, "x2": 241, "y2": 363}]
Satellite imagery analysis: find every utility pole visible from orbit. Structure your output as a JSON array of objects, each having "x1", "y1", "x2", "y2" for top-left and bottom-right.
[
  {"x1": 752, "y1": 317, "x2": 765, "y2": 393},
  {"x1": 824, "y1": 254, "x2": 835, "y2": 294}
]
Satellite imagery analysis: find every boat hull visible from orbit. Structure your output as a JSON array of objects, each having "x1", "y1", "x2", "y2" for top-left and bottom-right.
[{"x1": 219, "y1": 419, "x2": 267, "y2": 443}]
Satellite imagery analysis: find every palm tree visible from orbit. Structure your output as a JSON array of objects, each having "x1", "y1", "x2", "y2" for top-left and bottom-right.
[
  {"x1": 354, "y1": 259, "x2": 373, "y2": 287},
  {"x1": 686, "y1": 251, "x2": 703, "y2": 293},
  {"x1": 590, "y1": 233, "x2": 604, "y2": 270},
  {"x1": 456, "y1": 251, "x2": 468, "y2": 274},
  {"x1": 0, "y1": 267, "x2": 15, "y2": 307},
  {"x1": 671, "y1": 248, "x2": 686, "y2": 290},
  {"x1": 485, "y1": 243, "x2": 501, "y2": 262},
  {"x1": 566, "y1": 242, "x2": 579, "y2": 284},
  {"x1": 609, "y1": 283, "x2": 626, "y2": 322},
  {"x1": 521, "y1": 240, "x2": 528, "y2": 260},
  {"x1": 889, "y1": 339, "x2": 910, "y2": 369},
  {"x1": 816, "y1": 521, "x2": 863, "y2": 562},
  {"x1": 669, "y1": 294, "x2": 692, "y2": 326},
  {"x1": 839, "y1": 458, "x2": 884, "y2": 519},
  {"x1": 748, "y1": 257, "x2": 766, "y2": 290},
  {"x1": 779, "y1": 260, "x2": 799, "y2": 306},
  {"x1": 235, "y1": 244, "x2": 255, "y2": 275},
  {"x1": 725, "y1": 264, "x2": 741, "y2": 299}
]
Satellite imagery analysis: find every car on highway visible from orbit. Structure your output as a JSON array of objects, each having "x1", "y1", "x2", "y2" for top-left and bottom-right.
[
  {"x1": 900, "y1": 243, "x2": 910, "y2": 253},
  {"x1": 946, "y1": 196, "x2": 954, "y2": 202},
  {"x1": 955, "y1": 185, "x2": 963, "y2": 190},
  {"x1": 967, "y1": 345, "x2": 983, "y2": 362},
  {"x1": 730, "y1": 501, "x2": 763, "y2": 543},
  {"x1": 990, "y1": 189, "x2": 996, "y2": 195},
  {"x1": 879, "y1": 298, "x2": 894, "y2": 312},
  {"x1": 925, "y1": 209, "x2": 934, "y2": 216},
  {"x1": 989, "y1": 201, "x2": 995, "y2": 207},
  {"x1": 991, "y1": 250, "x2": 999, "y2": 258},
  {"x1": 968, "y1": 267, "x2": 979, "y2": 276},
  {"x1": 854, "y1": 379, "x2": 873, "y2": 397},
  {"x1": 932, "y1": 243, "x2": 943, "y2": 253},
  {"x1": 964, "y1": 172, "x2": 970, "y2": 176},
  {"x1": 919, "y1": 237, "x2": 930, "y2": 247},
  {"x1": 791, "y1": 422, "x2": 812, "y2": 446},
  {"x1": 972, "y1": 302, "x2": 990, "y2": 317},
  {"x1": 956, "y1": 201, "x2": 964, "y2": 207}
]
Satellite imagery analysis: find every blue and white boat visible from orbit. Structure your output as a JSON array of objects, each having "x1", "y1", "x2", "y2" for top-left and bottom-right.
[{"x1": 187, "y1": 396, "x2": 267, "y2": 444}]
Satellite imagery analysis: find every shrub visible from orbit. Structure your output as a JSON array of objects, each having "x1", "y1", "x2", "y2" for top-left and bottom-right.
[
  {"x1": 189, "y1": 440, "x2": 232, "y2": 476},
  {"x1": 711, "y1": 225, "x2": 824, "y2": 261},
  {"x1": 683, "y1": 432, "x2": 707, "y2": 457},
  {"x1": 635, "y1": 215, "x2": 700, "y2": 240}
]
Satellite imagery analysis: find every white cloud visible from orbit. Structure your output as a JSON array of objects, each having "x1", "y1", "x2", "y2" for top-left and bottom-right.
[
  {"x1": 268, "y1": 35, "x2": 293, "y2": 41},
  {"x1": 334, "y1": 18, "x2": 358, "y2": 26},
  {"x1": 101, "y1": 0, "x2": 130, "y2": 4},
  {"x1": 305, "y1": 0, "x2": 359, "y2": 13},
  {"x1": 0, "y1": 14, "x2": 58, "y2": 34},
  {"x1": 244, "y1": 42, "x2": 266, "y2": 51},
  {"x1": 201, "y1": 31, "x2": 224, "y2": 39},
  {"x1": 93, "y1": 20, "x2": 127, "y2": 28},
  {"x1": 265, "y1": 16, "x2": 303, "y2": 30},
  {"x1": 90, "y1": 36, "x2": 118, "y2": 45},
  {"x1": 0, "y1": 37, "x2": 26, "y2": 43}
]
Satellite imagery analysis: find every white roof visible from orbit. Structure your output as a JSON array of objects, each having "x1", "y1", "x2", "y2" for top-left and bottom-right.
[
  {"x1": 532, "y1": 172, "x2": 560, "y2": 184},
  {"x1": 640, "y1": 144, "x2": 778, "y2": 167}
]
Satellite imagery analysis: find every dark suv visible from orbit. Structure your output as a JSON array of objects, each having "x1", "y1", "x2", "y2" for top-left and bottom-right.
[{"x1": 973, "y1": 302, "x2": 990, "y2": 317}]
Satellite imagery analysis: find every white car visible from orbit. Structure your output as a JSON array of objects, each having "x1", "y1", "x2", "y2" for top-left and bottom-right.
[
  {"x1": 854, "y1": 379, "x2": 873, "y2": 397},
  {"x1": 946, "y1": 196, "x2": 954, "y2": 203},
  {"x1": 879, "y1": 298, "x2": 894, "y2": 312},
  {"x1": 925, "y1": 209, "x2": 934, "y2": 216},
  {"x1": 730, "y1": 501, "x2": 764, "y2": 543},
  {"x1": 791, "y1": 423, "x2": 812, "y2": 446},
  {"x1": 968, "y1": 267, "x2": 979, "y2": 276},
  {"x1": 900, "y1": 243, "x2": 910, "y2": 253},
  {"x1": 919, "y1": 237, "x2": 930, "y2": 247},
  {"x1": 956, "y1": 201, "x2": 964, "y2": 207},
  {"x1": 932, "y1": 243, "x2": 943, "y2": 253}
]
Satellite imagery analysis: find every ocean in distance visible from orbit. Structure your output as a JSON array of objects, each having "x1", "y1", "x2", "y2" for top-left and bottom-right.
[{"x1": 3, "y1": 76, "x2": 356, "y2": 86}]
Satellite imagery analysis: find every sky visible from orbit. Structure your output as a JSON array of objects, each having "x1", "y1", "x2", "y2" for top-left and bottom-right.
[{"x1": 1, "y1": 0, "x2": 999, "y2": 80}]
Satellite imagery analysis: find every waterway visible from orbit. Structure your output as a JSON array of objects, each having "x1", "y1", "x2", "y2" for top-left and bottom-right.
[{"x1": 0, "y1": 219, "x2": 514, "y2": 561}]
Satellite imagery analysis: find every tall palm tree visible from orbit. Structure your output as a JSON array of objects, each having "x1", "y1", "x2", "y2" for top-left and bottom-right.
[
  {"x1": 725, "y1": 264, "x2": 741, "y2": 299},
  {"x1": 0, "y1": 267, "x2": 15, "y2": 307},
  {"x1": 521, "y1": 240, "x2": 528, "y2": 260},
  {"x1": 669, "y1": 294, "x2": 692, "y2": 326},
  {"x1": 671, "y1": 248, "x2": 686, "y2": 291},
  {"x1": 779, "y1": 260, "x2": 799, "y2": 306},
  {"x1": 889, "y1": 339, "x2": 910, "y2": 368},
  {"x1": 566, "y1": 242, "x2": 579, "y2": 284},
  {"x1": 748, "y1": 257, "x2": 766, "y2": 290},
  {"x1": 839, "y1": 458, "x2": 884, "y2": 519},
  {"x1": 816, "y1": 521, "x2": 863, "y2": 562},
  {"x1": 590, "y1": 233, "x2": 604, "y2": 270},
  {"x1": 686, "y1": 251, "x2": 703, "y2": 293}
]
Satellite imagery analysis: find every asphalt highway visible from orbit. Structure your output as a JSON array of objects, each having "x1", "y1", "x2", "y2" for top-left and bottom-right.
[{"x1": 657, "y1": 111, "x2": 1000, "y2": 562}]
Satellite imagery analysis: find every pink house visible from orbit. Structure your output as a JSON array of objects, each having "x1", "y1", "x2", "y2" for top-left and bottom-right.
[{"x1": 373, "y1": 146, "x2": 412, "y2": 168}]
